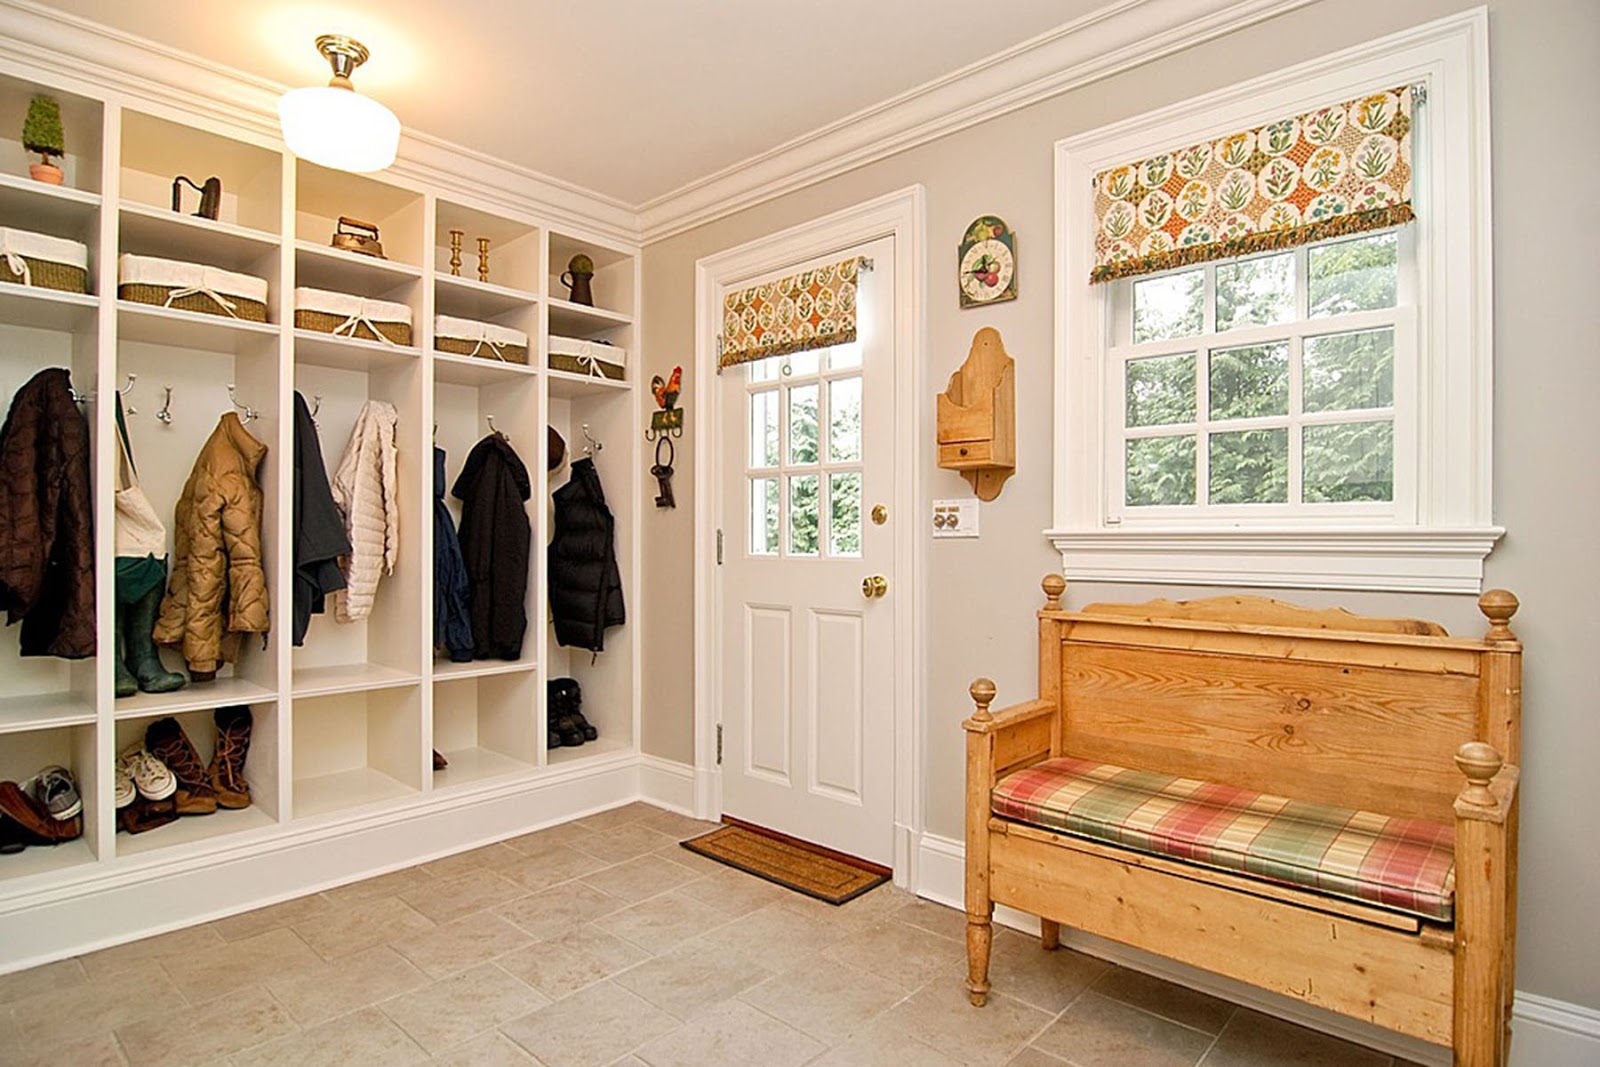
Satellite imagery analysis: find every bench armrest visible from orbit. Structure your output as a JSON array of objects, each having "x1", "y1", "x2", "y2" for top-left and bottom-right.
[
  {"x1": 1453, "y1": 742, "x2": 1520, "y2": 825},
  {"x1": 962, "y1": 698, "x2": 1056, "y2": 735}
]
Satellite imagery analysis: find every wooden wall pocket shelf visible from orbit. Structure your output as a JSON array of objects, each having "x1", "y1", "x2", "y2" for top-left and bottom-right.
[{"x1": 937, "y1": 326, "x2": 1015, "y2": 501}]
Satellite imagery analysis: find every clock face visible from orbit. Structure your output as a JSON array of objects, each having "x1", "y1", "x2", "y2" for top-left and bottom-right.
[{"x1": 958, "y1": 217, "x2": 1017, "y2": 307}]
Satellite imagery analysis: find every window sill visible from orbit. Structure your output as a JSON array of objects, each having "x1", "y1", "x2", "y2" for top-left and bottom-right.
[{"x1": 1044, "y1": 526, "x2": 1504, "y2": 594}]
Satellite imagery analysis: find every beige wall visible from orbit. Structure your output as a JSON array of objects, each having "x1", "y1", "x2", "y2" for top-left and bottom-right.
[{"x1": 638, "y1": 0, "x2": 1600, "y2": 1010}]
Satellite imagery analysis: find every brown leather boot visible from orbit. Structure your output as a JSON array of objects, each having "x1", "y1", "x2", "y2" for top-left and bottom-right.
[
  {"x1": 145, "y1": 717, "x2": 218, "y2": 815},
  {"x1": 0, "y1": 782, "x2": 81, "y2": 844},
  {"x1": 208, "y1": 706, "x2": 252, "y2": 810},
  {"x1": 118, "y1": 795, "x2": 178, "y2": 835}
]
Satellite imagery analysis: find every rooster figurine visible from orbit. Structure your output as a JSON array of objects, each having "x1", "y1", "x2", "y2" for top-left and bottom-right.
[{"x1": 651, "y1": 365, "x2": 682, "y2": 412}]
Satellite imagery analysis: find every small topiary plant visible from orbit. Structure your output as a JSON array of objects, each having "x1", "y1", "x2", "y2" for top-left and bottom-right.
[{"x1": 22, "y1": 94, "x2": 64, "y2": 163}]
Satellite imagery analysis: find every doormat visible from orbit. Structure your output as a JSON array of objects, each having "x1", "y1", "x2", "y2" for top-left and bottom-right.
[{"x1": 681, "y1": 820, "x2": 890, "y2": 905}]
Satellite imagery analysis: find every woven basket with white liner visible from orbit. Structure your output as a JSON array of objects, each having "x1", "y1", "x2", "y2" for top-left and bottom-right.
[
  {"x1": 0, "y1": 228, "x2": 89, "y2": 294},
  {"x1": 295, "y1": 287, "x2": 412, "y2": 346},
  {"x1": 434, "y1": 314, "x2": 528, "y2": 364},
  {"x1": 118, "y1": 254, "x2": 268, "y2": 322},
  {"x1": 548, "y1": 335, "x2": 626, "y2": 381}
]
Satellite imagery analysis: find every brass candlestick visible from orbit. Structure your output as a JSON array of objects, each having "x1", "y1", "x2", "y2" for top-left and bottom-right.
[
  {"x1": 448, "y1": 230, "x2": 463, "y2": 277},
  {"x1": 476, "y1": 237, "x2": 491, "y2": 283}
]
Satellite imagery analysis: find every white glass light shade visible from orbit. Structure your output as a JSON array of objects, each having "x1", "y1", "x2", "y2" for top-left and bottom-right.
[{"x1": 278, "y1": 86, "x2": 400, "y2": 173}]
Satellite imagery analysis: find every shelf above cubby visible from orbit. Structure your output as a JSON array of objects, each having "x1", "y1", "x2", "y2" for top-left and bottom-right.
[
  {"x1": 117, "y1": 301, "x2": 278, "y2": 352},
  {"x1": 0, "y1": 692, "x2": 96, "y2": 735},
  {"x1": 547, "y1": 735, "x2": 634, "y2": 767},
  {"x1": 433, "y1": 350, "x2": 538, "y2": 387},
  {"x1": 432, "y1": 747, "x2": 534, "y2": 791},
  {"x1": 294, "y1": 766, "x2": 414, "y2": 820},
  {"x1": 434, "y1": 273, "x2": 537, "y2": 320},
  {"x1": 112, "y1": 678, "x2": 277, "y2": 721},
  {"x1": 116, "y1": 804, "x2": 276, "y2": 859},
  {"x1": 431, "y1": 659, "x2": 538, "y2": 682},
  {"x1": 0, "y1": 284, "x2": 98, "y2": 331},
  {"x1": 0, "y1": 838, "x2": 95, "y2": 885},
  {"x1": 119, "y1": 201, "x2": 280, "y2": 271},
  {"x1": 548, "y1": 297, "x2": 632, "y2": 336},
  {"x1": 548, "y1": 368, "x2": 630, "y2": 399},
  {"x1": 294, "y1": 328, "x2": 419, "y2": 372},
  {"x1": 294, "y1": 240, "x2": 422, "y2": 294},
  {"x1": 291, "y1": 663, "x2": 420, "y2": 699},
  {"x1": 0, "y1": 172, "x2": 101, "y2": 232}
]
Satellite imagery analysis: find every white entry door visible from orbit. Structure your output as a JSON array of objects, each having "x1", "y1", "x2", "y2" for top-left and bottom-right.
[{"x1": 718, "y1": 236, "x2": 897, "y2": 865}]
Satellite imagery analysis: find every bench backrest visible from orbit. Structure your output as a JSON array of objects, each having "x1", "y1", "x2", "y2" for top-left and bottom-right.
[{"x1": 1045, "y1": 593, "x2": 1521, "y2": 825}]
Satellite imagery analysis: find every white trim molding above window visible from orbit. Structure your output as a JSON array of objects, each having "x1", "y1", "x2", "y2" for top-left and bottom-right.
[{"x1": 1049, "y1": 8, "x2": 1499, "y2": 594}]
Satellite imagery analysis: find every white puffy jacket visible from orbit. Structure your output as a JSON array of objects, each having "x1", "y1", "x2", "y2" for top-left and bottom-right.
[{"x1": 331, "y1": 400, "x2": 399, "y2": 622}]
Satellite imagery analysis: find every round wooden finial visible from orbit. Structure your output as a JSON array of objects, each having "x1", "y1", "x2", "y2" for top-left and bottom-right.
[
  {"x1": 970, "y1": 678, "x2": 997, "y2": 721},
  {"x1": 1478, "y1": 589, "x2": 1519, "y2": 641},
  {"x1": 1455, "y1": 741, "x2": 1503, "y2": 806},
  {"x1": 1041, "y1": 574, "x2": 1066, "y2": 611}
]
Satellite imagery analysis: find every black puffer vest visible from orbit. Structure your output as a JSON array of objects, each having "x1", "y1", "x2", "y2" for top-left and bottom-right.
[{"x1": 549, "y1": 458, "x2": 624, "y2": 652}]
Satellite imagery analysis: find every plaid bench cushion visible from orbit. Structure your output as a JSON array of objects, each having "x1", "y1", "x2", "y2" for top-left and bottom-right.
[{"x1": 992, "y1": 757, "x2": 1455, "y2": 922}]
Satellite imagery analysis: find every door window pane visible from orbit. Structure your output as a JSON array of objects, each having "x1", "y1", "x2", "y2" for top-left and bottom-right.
[
  {"x1": 1209, "y1": 428, "x2": 1288, "y2": 504},
  {"x1": 1126, "y1": 353, "x2": 1196, "y2": 428},
  {"x1": 787, "y1": 384, "x2": 819, "y2": 464},
  {"x1": 750, "y1": 477, "x2": 779, "y2": 555},
  {"x1": 1133, "y1": 269, "x2": 1204, "y2": 343},
  {"x1": 828, "y1": 342, "x2": 862, "y2": 370},
  {"x1": 788, "y1": 474, "x2": 819, "y2": 556},
  {"x1": 1304, "y1": 422, "x2": 1394, "y2": 502},
  {"x1": 829, "y1": 377, "x2": 862, "y2": 462},
  {"x1": 1216, "y1": 253, "x2": 1293, "y2": 331},
  {"x1": 786, "y1": 350, "x2": 821, "y2": 377},
  {"x1": 747, "y1": 356, "x2": 779, "y2": 383},
  {"x1": 1126, "y1": 436, "x2": 1196, "y2": 506},
  {"x1": 1309, "y1": 232, "x2": 1398, "y2": 317},
  {"x1": 1209, "y1": 342, "x2": 1289, "y2": 420},
  {"x1": 749, "y1": 389, "x2": 779, "y2": 467},
  {"x1": 1303, "y1": 328, "x2": 1394, "y2": 413},
  {"x1": 828, "y1": 472, "x2": 862, "y2": 557}
]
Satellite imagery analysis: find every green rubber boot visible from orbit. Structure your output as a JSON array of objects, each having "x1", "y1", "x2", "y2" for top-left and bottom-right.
[
  {"x1": 126, "y1": 584, "x2": 186, "y2": 694},
  {"x1": 114, "y1": 600, "x2": 137, "y2": 698}
]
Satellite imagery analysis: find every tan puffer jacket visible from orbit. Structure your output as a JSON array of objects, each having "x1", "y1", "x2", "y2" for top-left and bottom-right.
[
  {"x1": 154, "y1": 413, "x2": 269, "y2": 675},
  {"x1": 331, "y1": 400, "x2": 399, "y2": 622}
]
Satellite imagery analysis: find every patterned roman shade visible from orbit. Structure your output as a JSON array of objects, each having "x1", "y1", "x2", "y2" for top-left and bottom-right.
[
  {"x1": 1091, "y1": 86, "x2": 1416, "y2": 284},
  {"x1": 720, "y1": 256, "x2": 861, "y2": 369}
]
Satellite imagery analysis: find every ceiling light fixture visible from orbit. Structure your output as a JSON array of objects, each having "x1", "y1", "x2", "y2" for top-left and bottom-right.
[{"x1": 278, "y1": 35, "x2": 400, "y2": 173}]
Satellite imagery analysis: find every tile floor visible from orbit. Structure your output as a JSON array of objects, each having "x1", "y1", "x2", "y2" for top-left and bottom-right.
[{"x1": 0, "y1": 802, "x2": 1429, "y2": 1067}]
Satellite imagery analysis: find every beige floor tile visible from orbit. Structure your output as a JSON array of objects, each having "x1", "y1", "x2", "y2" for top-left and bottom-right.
[
  {"x1": 608, "y1": 1058, "x2": 649, "y2": 1067},
  {"x1": 211, "y1": 893, "x2": 335, "y2": 943},
  {"x1": 577, "y1": 801, "x2": 657, "y2": 832},
  {"x1": 986, "y1": 927, "x2": 1108, "y2": 1013},
  {"x1": 580, "y1": 854, "x2": 700, "y2": 906},
  {"x1": 78, "y1": 922, "x2": 225, "y2": 979},
  {"x1": 380, "y1": 961, "x2": 549, "y2": 1054},
  {"x1": 570, "y1": 824, "x2": 682, "y2": 865},
  {"x1": 503, "y1": 821, "x2": 591, "y2": 855},
  {"x1": 501, "y1": 844, "x2": 612, "y2": 892},
  {"x1": 895, "y1": 898, "x2": 970, "y2": 942},
  {"x1": 391, "y1": 911, "x2": 532, "y2": 979},
  {"x1": 232, "y1": 1005, "x2": 428, "y2": 1067},
  {"x1": 595, "y1": 891, "x2": 731, "y2": 955},
  {"x1": 292, "y1": 894, "x2": 435, "y2": 959},
  {"x1": 165, "y1": 926, "x2": 322, "y2": 1004},
  {"x1": 0, "y1": 957, "x2": 85, "y2": 1005},
  {"x1": 669, "y1": 867, "x2": 790, "y2": 917},
  {"x1": 1092, "y1": 966, "x2": 1236, "y2": 1035},
  {"x1": 799, "y1": 1016, "x2": 968, "y2": 1067},
  {"x1": 495, "y1": 880, "x2": 629, "y2": 941},
  {"x1": 781, "y1": 882, "x2": 913, "y2": 927},
  {"x1": 693, "y1": 899, "x2": 847, "y2": 971},
  {"x1": 115, "y1": 985, "x2": 298, "y2": 1066},
  {"x1": 502, "y1": 980, "x2": 679, "y2": 1067},
  {"x1": 817, "y1": 917, "x2": 964, "y2": 992},
  {"x1": 614, "y1": 938, "x2": 774, "y2": 1021},
  {"x1": 879, "y1": 981, "x2": 1054, "y2": 1067},
  {"x1": 498, "y1": 924, "x2": 652, "y2": 999},
  {"x1": 655, "y1": 843, "x2": 726, "y2": 877},
  {"x1": 633, "y1": 998, "x2": 824, "y2": 1067},
  {"x1": 1031, "y1": 992, "x2": 1214, "y2": 1067},
  {"x1": 320, "y1": 865, "x2": 434, "y2": 904},
  {"x1": 402, "y1": 866, "x2": 529, "y2": 925},
  {"x1": 738, "y1": 957, "x2": 906, "y2": 1044},
  {"x1": 1006, "y1": 1048, "x2": 1070, "y2": 1067},
  {"x1": 12, "y1": 962, "x2": 181, "y2": 1047},
  {"x1": 0, "y1": 1003, "x2": 20, "y2": 1057},
  {"x1": 430, "y1": 1030, "x2": 544, "y2": 1066},
  {"x1": 265, "y1": 944, "x2": 429, "y2": 1025},
  {"x1": 1201, "y1": 1008, "x2": 1392, "y2": 1066},
  {"x1": 420, "y1": 841, "x2": 524, "y2": 879},
  {"x1": 5, "y1": 1030, "x2": 128, "y2": 1067},
  {"x1": 632, "y1": 808, "x2": 719, "y2": 840}
]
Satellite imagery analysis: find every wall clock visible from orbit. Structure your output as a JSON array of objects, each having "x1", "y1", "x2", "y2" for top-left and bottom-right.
[{"x1": 958, "y1": 215, "x2": 1017, "y2": 308}]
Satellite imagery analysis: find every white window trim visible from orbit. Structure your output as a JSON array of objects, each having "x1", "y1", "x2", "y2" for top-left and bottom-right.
[{"x1": 1049, "y1": 8, "x2": 1500, "y2": 594}]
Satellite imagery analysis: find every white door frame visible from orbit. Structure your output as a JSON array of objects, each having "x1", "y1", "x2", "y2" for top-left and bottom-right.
[{"x1": 693, "y1": 185, "x2": 925, "y2": 886}]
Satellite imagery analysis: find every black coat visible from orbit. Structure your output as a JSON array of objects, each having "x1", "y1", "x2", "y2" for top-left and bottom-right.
[
  {"x1": 432, "y1": 447, "x2": 472, "y2": 662},
  {"x1": 452, "y1": 433, "x2": 530, "y2": 660},
  {"x1": 291, "y1": 391, "x2": 349, "y2": 646},
  {"x1": 549, "y1": 458, "x2": 624, "y2": 653}
]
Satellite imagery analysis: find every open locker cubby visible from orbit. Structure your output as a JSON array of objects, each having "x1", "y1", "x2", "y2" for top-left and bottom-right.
[
  {"x1": 0, "y1": 72, "x2": 104, "y2": 200},
  {"x1": 112, "y1": 702, "x2": 279, "y2": 856},
  {"x1": 292, "y1": 686, "x2": 422, "y2": 819},
  {"x1": 434, "y1": 199, "x2": 540, "y2": 311},
  {"x1": 0, "y1": 724, "x2": 98, "y2": 881},
  {"x1": 431, "y1": 668, "x2": 540, "y2": 788},
  {"x1": 296, "y1": 162, "x2": 424, "y2": 273},
  {"x1": 291, "y1": 353, "x2": 425, "y2": 695}
]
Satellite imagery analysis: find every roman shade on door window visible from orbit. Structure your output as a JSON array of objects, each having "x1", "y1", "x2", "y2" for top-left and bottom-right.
[{"x1": 720, "y1": 256, "x2": 862, "y2": 369}]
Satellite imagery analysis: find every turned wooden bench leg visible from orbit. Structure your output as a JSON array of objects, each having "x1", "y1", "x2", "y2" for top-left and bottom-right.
[
  {"x1": 966, "y1": 912, "x2": 993, "y2": 1006},
  {"x1": 1040, "y1": 919, "x2": 1060, "y2": 951}
]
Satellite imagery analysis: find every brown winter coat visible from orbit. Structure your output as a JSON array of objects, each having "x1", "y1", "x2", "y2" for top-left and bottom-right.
[
  {"x1": 0, "y1": 368, "x2": 96, "y2": 658},
  {"x1": 155, "y1": 412, "x2": 269, "y2": 674}
]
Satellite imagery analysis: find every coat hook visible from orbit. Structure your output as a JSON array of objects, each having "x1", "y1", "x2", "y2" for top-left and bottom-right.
[
  {"x1": 227, "y1": 384, "x2": 259, "y2": 424},
  {"x1": 157, "y1": 385, "x2": 174, "y2": 425},
  {"x1": 117, "y1": 374, "x2": 137, "y2": 416},
  {"x1": 310, "y1": 394, "x2": 322, "y2": 419},
  {"x1": 581, "y1": 423, "x2": 603, "y2": 455},
  {"x1": 486, "y1": 413, "x2": 507, "y2": 440}
]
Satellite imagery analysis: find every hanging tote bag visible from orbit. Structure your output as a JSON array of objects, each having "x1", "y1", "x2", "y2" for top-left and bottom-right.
[{"x1": 113, "y1": 396, "x2": 168, "y2": 604}]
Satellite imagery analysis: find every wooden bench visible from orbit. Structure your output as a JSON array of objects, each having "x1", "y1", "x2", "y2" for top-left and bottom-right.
[{"x1": 963, "y1": 575, "x2": 1522, "y2": 1067}]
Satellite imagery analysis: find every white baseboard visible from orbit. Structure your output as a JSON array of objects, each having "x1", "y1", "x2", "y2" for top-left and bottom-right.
[
  {"x1": 916, "y1": 833, "x2": 1600, "y2": 1067},
  {"x1": 638, "y1": 755, "x2": 697, "y2": 815}
]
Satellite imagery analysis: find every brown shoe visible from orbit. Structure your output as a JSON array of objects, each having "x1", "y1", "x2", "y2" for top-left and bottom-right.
[
  {"x1": 208, "y1": 706, "x2": 252, "y2": 810},
  {"x1": 0, "y1": 781, "x2": 81, "y2": 844},
  {"x1": 118, "y1": 795, "x2": 178, "y2": 835},
  {"x1": 145, "y1": 717, "x2": 218, "y2": 816}
]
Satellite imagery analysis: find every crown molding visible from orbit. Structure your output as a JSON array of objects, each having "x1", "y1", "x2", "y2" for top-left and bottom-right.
[
  {"x1": 0, "y1": 0, "x2": 639, "y2": 244},
  {"x1": 637, "y1": 0, "x2": 1317, "y2": 244}
]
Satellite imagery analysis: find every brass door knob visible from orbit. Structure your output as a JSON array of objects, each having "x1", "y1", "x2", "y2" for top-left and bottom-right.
[{"x1": 861, "y1": 575, "x2": 888, "y2": 599}]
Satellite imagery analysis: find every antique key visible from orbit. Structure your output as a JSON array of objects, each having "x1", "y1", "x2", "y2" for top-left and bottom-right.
[{"x1": 651, "y1": 437, "x2": 676, "y2": 509}]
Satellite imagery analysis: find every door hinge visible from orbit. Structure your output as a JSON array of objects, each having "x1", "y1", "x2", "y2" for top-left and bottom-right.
[
  {"x1": 716, "y1": 529, "x2": 724, "y2": 565},
  {"x1": 716, "y1": 724, "x2": 723, "y2": 765}
]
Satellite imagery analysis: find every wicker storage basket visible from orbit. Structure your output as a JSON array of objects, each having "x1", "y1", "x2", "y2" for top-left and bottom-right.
[
  {"x1": 0, "y1": 228, "x2": 89, "y2": 294},
  {"x1": 118, "y1": 254, "x2": 268, "y2": 322},
  {"x1": 434, "y1": 314, "x2": 528, "y2": 365},
  {"x1": 295, "y1": 287, "x2": 413, "y2": 346},
  {"x1": 548, "y1": 335, "x2": 626, "y2": 382}
]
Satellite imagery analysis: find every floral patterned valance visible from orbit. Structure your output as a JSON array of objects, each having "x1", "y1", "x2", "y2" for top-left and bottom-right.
[
  {"x1": 1091, "y1": 86, "x2": 1416, "y2": 284},
  {"x1": 720, "y1": 256, "x2": 861, "y2": 369}
]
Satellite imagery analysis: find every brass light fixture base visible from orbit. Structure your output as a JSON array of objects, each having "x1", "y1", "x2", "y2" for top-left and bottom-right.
[{"x1": 315, "y1": 34, "x2": 370, "y2": 89}]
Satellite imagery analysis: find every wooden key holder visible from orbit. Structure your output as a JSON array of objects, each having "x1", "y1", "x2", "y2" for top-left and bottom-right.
[{"x1": 937, "y1": 327, "x2": 1015, "y2": 500}]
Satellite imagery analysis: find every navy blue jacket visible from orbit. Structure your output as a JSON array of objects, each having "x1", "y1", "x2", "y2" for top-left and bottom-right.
[{"x1": 433, "y1": 447, "x2": 473, "y2": 661}]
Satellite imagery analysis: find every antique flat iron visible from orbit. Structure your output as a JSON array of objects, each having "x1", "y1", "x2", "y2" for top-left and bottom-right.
[
  {"x1": 331, "y1": 216, "x2": 386, "y2": 258},
  {"x1": 171, "y1": 175, "x2": 222, "y2": 220}
]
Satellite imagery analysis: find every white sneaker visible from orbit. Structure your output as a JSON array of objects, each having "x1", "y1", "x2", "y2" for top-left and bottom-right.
[
  {"x1": 114, "y1": 762, "x2": 136, "y2": 809},
  {"x1": 118, "y1": 746, "x2": 176, "y2": 802}
]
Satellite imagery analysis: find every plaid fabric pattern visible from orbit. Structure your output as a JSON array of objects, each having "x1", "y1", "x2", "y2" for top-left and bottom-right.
[{"x1": 993, "y1": 757, "x2": 1455, "y2": 922}]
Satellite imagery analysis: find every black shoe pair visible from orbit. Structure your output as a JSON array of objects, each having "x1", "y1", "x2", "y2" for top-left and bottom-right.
[{"x1": 547, "y1": 677, "x2": 598, "y2": 749}]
